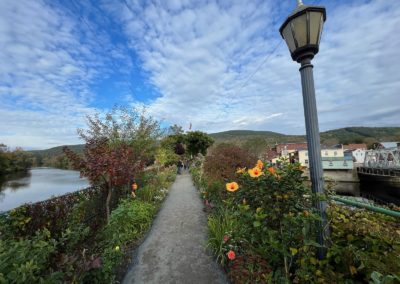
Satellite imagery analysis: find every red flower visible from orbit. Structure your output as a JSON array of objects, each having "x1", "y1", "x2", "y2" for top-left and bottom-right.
[
  {"x1": 227, "y1": 250, "x2": 236, "y2": 260},
  {"x1": 223, "y1": 235, "x2": 230, "y2": 242}
]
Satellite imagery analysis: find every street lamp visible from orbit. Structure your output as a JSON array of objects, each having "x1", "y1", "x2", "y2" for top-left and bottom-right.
[{"x1": 279, "y1": 0, "x2": 328, "y2": 259}]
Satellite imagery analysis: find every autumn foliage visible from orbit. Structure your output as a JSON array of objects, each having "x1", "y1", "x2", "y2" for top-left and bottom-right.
[
  {"x1": 64, "y1": 107, "x2": 161, "y2": 221},
  {"x1": 203, "y1": 144, "x2": 256, "y2": 183}
]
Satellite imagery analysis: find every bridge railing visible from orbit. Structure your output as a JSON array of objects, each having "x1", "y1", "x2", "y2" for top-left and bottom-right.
[{"x1": 363, "y1": 149, "x2": 400, "y2": 169}]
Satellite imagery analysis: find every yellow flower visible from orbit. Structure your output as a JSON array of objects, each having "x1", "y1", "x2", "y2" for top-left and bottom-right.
[
  {"x1": 226, "y1": 182, "x2": 239, "y2": 192},
  {"x1": 256, "y1": 160, "x2": 263, "y2": 170},
  {"x1": 248, "y1": 167, "x2": 263, "y2": 178},
  {"x1": 236, "y1": 167, "x2": 246, "y2": 174},
  {"x1": 115, "y1": 246, "x2": 120, "y2": 251}
]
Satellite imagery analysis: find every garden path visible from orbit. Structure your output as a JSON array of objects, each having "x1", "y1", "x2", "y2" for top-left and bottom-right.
[{"x1": 123, "y1": 172, "x2": 228, "y2": 284}]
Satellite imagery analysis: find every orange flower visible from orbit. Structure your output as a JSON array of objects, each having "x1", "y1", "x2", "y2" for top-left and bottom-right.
[
  {"x1": 227, "y1": 250, "x2": 236, "y2": 260},
  {"x1": 248, "y1": 167, "x2": 263, "y2": 178},
  {"x1": 267, "y1": 167, "x2": 276, "y2": 175},
  {"x1": 226, "y1": 182, "x2": 239, "y2": 192},
  {"x1": 236, "y1": 167, "x2": 246, "y2": 174},
  {"x1": 256, "y1": 160, "x2": 264, "y2": 169}
]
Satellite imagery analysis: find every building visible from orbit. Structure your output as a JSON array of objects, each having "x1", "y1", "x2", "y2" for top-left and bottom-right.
[
  {"x1": 343, "y1": 143, "x2": 367, "y2": 164},
  {"x1": 276, "y1": 142, "x2": 307, "y2": 155},
  {"x1": 375, "y1": 142, "x2": 400, "y2": 150},
  {"x1": 298, "y1": 146, "x2": 353, "y2": 170},
  {"x1": 275, "y1": 142, "x2": 307, "y2": 162},
  {"x1": 351, "y1": 149, "x2": 366, "y2": 164}
]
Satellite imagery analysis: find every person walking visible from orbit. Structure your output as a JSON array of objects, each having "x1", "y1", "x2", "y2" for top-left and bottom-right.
[{"x1": 177, "y1": 160, "x2": 184, "y2": 174}]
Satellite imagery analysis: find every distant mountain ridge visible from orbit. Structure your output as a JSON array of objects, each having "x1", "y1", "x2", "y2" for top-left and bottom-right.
[
  {"x1": 209, "y1": 127, "x2": 400, "y2": 147},
  {"x1": 29, "y1": 144, "x2": 85, "y2": 156},
  {"x1": 30, "y1": 127, "x2": 400, "y2": 155}
]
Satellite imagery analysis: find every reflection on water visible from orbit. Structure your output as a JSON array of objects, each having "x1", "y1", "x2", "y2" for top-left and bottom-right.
[
  {"x1": 0, "y1": 168, "x2": 89, "y2": 212},
  {"x1": 333, "y1": 182, "x2": 400, "y2": 206},
  {"x1": 0, "y1": 171, "x2": 31, "y2": 191}
]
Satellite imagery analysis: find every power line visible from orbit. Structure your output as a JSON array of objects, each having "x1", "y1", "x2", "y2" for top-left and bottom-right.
[{"x1": 233, "y1": 0, "x2": 322, "y2": 94}]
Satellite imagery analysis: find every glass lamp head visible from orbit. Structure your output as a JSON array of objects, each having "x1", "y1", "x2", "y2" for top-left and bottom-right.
[{"x1": 279, "y1": 4, "x2": 326, "y2": 62}]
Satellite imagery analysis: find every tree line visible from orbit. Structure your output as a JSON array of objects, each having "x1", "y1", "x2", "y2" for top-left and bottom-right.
[
  {"x1": 0, "y1": 144, "x2": 35, "y2": 175},
  {"x1": 63, "y1": 107, "x2": 214, "y2": 221}
]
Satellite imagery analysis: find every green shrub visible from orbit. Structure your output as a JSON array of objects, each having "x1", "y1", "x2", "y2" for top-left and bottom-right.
[
  {"x1": 198, "y1": 158, "x2": 400, "y2": 284},
  {"x1": 0, "y1": 229, "x2": 62, "y2": 283},
  {"x1": 207, "y1": 207, "x2": 244, "y2": 265},
  {"x1": 89, "y1": 199, "x2": 156, "y2": 283}
]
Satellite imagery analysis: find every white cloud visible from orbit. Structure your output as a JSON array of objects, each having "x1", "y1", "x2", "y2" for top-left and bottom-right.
[
  {"x1": 2, "y1": 0, "x2": 399, "y2": 149},
  {"x1": 0, "y1": 0, "x2": 111, "y2": 149},
  {"x1": 105, "y1": 0, "x2": 400, "y2": 134}
]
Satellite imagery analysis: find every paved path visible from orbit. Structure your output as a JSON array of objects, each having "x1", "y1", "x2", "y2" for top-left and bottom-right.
[{"x1": 123, "y1": 172, "x2": 228, "y2": 284}]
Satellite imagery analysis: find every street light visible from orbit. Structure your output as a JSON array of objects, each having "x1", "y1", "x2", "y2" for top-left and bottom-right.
[{"x1": 279, "y1": 0, "x2": 328, "y2": 259}]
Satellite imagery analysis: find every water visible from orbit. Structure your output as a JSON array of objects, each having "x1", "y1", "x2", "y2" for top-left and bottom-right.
[
  {"x1": 0, "y1": 168, "x2": 90, "y2": 212},
  {"x1": 333, "y1": 182, "x2": 400, "y2": 206}
]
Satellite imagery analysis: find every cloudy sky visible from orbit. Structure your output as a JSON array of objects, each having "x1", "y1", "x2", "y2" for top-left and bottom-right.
[{"x1": 0, "y1": 0, "x2": 399, "y2": 149}]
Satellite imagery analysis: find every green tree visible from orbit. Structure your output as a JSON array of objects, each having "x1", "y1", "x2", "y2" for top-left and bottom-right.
[
  {"x1": 168, "y1": 124, "x2": 184, "y2": 136},
  {"x1": 242, "y1": 137, "x2": 268, "y2": 158},
  {"x1": 185, "y1": 131, "x2": 214, "y2": 156},
  {"x1": 155, "y1": 147, "x2": 179, "y2": 167},
  {"x1": 64, "y1": 107, "x2": 161, "y2": 221}
]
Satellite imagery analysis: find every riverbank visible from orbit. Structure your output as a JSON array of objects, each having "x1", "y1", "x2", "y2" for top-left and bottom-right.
[{"x1": 0, "y1": 166, "x2": 177, "y2": 283}]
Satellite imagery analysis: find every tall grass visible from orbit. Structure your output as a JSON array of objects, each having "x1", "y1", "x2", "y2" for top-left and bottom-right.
[{"x1": 207, "y1": 207, "x2": 240, "y2": 265}]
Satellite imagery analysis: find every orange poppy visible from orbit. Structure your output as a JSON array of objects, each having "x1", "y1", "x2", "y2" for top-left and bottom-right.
[
  {"x1": 248, "y1": 167, "x2": 263, "y2": 178},
  {"x1": 256, "y1": 160, "x2": 264, "y2": 169},
  {"x1": 226, "y1": 182, "x2": 239, "y2": 192}
]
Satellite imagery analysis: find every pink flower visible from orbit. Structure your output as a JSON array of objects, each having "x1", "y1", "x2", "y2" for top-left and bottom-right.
[
  {"x1": 223, "y1": 235, "x2": 230, "y2": 243},
  {"x1": 227, "y1": 250, "x2": 236, "y2": 260}
]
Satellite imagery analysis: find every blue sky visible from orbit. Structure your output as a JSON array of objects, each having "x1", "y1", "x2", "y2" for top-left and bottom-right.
[{"x1": 0, "y1": 0, "x2": 399, "y2": 149}]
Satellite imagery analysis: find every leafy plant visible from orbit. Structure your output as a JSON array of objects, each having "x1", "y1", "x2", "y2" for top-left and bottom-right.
[
  {"x1": 207, "y1": 207, "x2": 244, "y2": 265},
  {"x1": 0, "y1": 229, "x2": 61, "y2": 283}
]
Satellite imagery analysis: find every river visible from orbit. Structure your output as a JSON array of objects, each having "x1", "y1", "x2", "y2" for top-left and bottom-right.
[
  {"x1": 0, "y1": 168, "x2": 90, "y2": 212},
  {"x1": 333, "y1": 182, "x2": 400, "y2": 206}
]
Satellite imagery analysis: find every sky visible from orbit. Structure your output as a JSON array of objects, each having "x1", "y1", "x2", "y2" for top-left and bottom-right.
[{"x1": 0, "y1": 0, "x2": 399, "y2": 149}]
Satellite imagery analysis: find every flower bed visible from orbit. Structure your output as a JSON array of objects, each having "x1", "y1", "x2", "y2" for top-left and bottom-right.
[
  {"x1": 0, "y1": 166, "x2": 177, "y2": 283},
  {"x1": 191, "y1": 156, "x2": 400, "y2": 283}
]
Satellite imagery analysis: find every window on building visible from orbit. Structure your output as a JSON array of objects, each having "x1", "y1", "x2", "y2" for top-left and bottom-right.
[
  {"x1": 343, "y1": 161, "x2": 348, "y2": 166},
  {"x1": 329, "y1": 161, "x2": 333, "y2": 166},
  {"x1": 305, "y1": 159, "x2": 308, "y2": 164}
]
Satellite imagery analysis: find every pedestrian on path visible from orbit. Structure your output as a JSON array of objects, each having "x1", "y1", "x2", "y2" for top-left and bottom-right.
[{"x1": 177, "y1": 160, "x2": 184, "y2": 174}]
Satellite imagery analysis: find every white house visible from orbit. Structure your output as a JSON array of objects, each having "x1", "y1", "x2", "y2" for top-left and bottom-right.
[
  {"x1": 351, "y1": 149, "x2": 366, "y2": 163},
  {"x1": 343, "y1": 143, "x2": 367, "y2": 164}
]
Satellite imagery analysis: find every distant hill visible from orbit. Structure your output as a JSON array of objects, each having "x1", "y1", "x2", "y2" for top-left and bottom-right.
[
  {"x1": 29, "y1": 144, "x2": 85, "y2": 156},
  {"x1": 30, "y1": 127, "x2": 400, "y2": 160},
  {"x1": 209, "y1": 130, "x2": 305, "y2": 145},
  {"x1": 209, "y1": 127, "x2": 400, "y2": 148}
]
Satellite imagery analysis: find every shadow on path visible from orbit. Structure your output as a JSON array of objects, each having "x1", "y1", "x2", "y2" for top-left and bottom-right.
[{"x1": 123, "y1": 173, "x2": 228, "y2": 284}]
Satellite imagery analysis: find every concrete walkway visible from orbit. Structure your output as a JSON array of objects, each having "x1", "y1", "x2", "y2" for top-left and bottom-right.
[{"x1": 123, "y1": 172, "x2": 228, "y2": 284}]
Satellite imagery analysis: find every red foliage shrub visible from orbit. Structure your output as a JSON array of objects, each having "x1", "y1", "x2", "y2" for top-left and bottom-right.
[{"x1": 203, "y1": 144, "x2": 256, "y2": 183}]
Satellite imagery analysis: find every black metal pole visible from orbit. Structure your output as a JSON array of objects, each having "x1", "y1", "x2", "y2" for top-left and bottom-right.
[{"x1": 299, "y1": 57, "x2": 329, "y2": 259}]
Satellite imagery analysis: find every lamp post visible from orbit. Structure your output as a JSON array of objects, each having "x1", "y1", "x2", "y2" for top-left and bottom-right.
[{"x1": 279, "y1": 0, "x2": 328, "y2": 259}]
